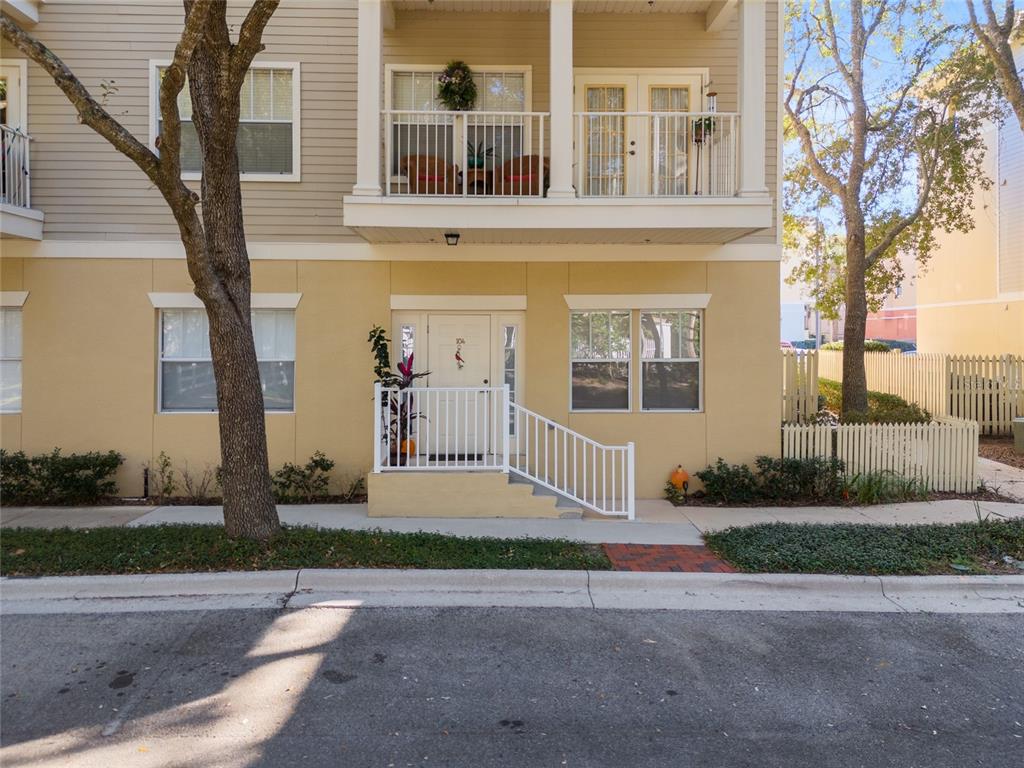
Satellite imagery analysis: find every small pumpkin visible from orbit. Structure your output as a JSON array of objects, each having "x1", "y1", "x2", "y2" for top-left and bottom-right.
[
  {"x1": 670, "y1": 465, "x2": 689, "y2": 492},
  {"x1": 400, "y1": 438, "x2": 416, "y2": 457}
]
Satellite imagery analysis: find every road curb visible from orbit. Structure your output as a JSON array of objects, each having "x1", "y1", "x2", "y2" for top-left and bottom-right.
[{"x1": 2, "y1": 570, "x2": 1022, "y2": 614}]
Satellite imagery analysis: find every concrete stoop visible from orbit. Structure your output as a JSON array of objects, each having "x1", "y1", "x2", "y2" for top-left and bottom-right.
[{"x1": 367, "y1": 471, "x2": 583, "y2": 519}]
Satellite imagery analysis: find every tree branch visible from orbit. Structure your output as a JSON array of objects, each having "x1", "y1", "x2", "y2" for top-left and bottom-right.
[
  {"x1": 968, "y1": 0, "x2": 1024, "y2": 130},
  {"x1": 230, "y1": 0, "x2": 281, "y2": 86},
  {"x1": 1, "y1": 12, "x2": 161, "y2": 183},
  {"x1": 158, "y1": 0, "x2": 215, "y2": 186}
]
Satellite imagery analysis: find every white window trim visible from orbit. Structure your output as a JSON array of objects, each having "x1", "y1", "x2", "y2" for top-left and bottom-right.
[
  {"x1": 0, "y1": 306, "x2": 22, "y2": 414},
  {"x1": 569, "y1": 309, "x2": 633, "y2": 414},
  {"x1": 564, "y1": 294, "x2": 711, "y2": 310},
  {"x1": 0, "y1": 59, "x2": 29, "y2": 133},
  {"x1": 639, "y1": 309, "x2": 704, "y2": 413},
  {"x1": 0, "y1": 291, "x2": 29, "y2": 307},
  {"x1": 384, "y1": 64, "x2": 533, "y2": 114},
  {"x1": 148, "y1": 59, "x2": 302, "y2": 183},
  {"x1": 156, "y1": 307, "x2": 297, "y2": 415},
  {"x1": 148, "y1": 292, "x2": 302, "y2": 309},
  {"x1": 390, "y1": 295, "x2": 526, "y2": 311}
]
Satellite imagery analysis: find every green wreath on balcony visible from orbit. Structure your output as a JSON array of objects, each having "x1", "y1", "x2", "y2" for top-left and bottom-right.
[{"x1": 437, "y1": 61, "x2": 477, "y2": 111}]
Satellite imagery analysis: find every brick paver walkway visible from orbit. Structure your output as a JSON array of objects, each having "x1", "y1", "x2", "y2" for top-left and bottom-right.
[{"x1": 602, "y1": 543, "x2": 737, "y2": 573}]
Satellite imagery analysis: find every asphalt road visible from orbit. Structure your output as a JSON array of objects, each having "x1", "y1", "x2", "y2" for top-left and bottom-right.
[{"x1": 1, "y1": 607, "x2": 1021, "y2": 767}]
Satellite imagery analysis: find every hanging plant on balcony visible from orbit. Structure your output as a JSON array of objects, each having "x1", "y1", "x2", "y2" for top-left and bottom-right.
[
  {"x1": 691, "y1": 115, "x2": 717, "y2": 144},
  {"x1": 437, "y1": 61, "x2": 477, "y2": 111}
]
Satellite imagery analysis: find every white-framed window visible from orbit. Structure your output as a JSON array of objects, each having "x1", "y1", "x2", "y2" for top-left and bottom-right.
[
  {"x1": 159, "y1": 309, "x2": 295, "y2": 412},
  {"x1": 570, "y1": 310, "x2": 631, "y2": 412},
  {"x1": 0, "y1": 308, "x2": 22, "y2": 413},
  {"x1": 386, "y1": 64, "x2": 532, "y2": 176},
  {"x1": 640, "y1": 310, "x2": 702, "y2": 411},
  {"x1": 150, "y1": 61, "x2": 301, "y2": 182}
]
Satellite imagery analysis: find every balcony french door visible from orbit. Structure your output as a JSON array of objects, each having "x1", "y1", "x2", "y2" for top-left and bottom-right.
[{"x1": 574, "y1": 72, "x2": 703, "y2": 197}]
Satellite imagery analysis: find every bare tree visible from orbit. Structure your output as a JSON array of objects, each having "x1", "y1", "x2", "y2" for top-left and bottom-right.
[
  {"x1": 967, "y1": 1, "x2": 1024, "y2": 131},
  {"x1": 1, "y1": 1, "x2": 282, "y2": 540},
  {"x1": 784, "y1": 0, "x2": 1001, "y2": 417}
]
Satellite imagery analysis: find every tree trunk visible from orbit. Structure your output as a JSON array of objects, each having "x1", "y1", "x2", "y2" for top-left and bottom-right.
[
  {"x1": 183, "y1": 11, "x2": 279, "y2": 541},
  {"x1": 841, "y1": 210, "x2": 870, "y2": 417}
]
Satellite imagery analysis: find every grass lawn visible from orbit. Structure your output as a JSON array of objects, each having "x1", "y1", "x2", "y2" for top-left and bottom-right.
[
  {"x1": 0, "y1": 525, "x2": 612, "y2": 577},
  {"x1": 704, "y1": 519, "x2": 1024, "y2": 575}
]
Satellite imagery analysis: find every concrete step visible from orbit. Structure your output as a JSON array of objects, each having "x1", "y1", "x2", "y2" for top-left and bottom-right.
[{"x1": 508, "y1": 473, "x2": 583, "y2": 519}]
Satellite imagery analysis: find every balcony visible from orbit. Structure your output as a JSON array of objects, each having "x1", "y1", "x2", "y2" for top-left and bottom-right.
[
  {"x1": 343, "y1": 0, "x2": 774, "y2": 245},
  {"x1": 0, "y1": 125, "x2": 43, "y2": 241}
]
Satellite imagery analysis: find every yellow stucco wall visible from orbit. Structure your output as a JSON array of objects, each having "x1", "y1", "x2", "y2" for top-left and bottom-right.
[
  {"x1": 0, "y1": 256, "x2": 780, "y2": 499},
  {"x1": 916, "y1": 125, "x2": 1024, "y2": 355}
]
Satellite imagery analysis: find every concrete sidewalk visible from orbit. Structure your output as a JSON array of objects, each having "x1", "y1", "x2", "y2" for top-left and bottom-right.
[
  {"x1": 2, "y1": 569, "x2": 1022, "y2": 615},
  {"x1": 1, "y1": 498, "x2": 1020, "y2": 544},
  {"x1": 978, "y1": 457, "x2": 1024, "y2": 502}
]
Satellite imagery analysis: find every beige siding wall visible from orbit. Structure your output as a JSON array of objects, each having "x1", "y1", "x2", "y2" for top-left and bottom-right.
[
  {"x1": 383, "y1": 2, "x2": 778, "y2": 241},
  {"x1": 6, "y1": 0, "x2": 778, "y2": 243},
  {"x1": 5, "y1": 0, "x2": 359, "y2": 242},
  {"x1": 0, "y1": 255, "x2": 780, "y2": 499}
]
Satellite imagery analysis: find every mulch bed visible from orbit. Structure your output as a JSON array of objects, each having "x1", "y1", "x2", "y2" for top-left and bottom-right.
[
  {"x1": 602, "y1": 544, "x2": 736, "y2": 573},
  {"x1": 979, "y1": 436, "x2": 1024, "y2": 471}
]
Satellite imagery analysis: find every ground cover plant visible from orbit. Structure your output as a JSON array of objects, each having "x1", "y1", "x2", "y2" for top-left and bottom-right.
[
  {"x1": 817, "y1": 378, "x2": 930, "y2": 424},
  {"x1": 704, "y1": 519, "x2": 1024, "y2": 575},
  {"x1": 0, "y1": 525, "x2": 612, "y2": 576}
]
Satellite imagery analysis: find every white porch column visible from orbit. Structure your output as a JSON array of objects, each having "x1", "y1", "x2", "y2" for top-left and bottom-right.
[
  {"x1": 547, "y1": 0, "x2": 575, "y2": 198},
  {"x1": 737, "y1": 0, "x2": 768, "y2": 197},
  {"x1": 353, "y1": 0, "x2": 383, "y2": 196}
]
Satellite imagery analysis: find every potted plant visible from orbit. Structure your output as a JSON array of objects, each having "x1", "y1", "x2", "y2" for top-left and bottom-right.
[
  {"x1": 368, "y1": 326, "x2": 430, "y2": 466},
  {"x1": 437, "y1": 61, "x2": 477, "y2": 111},
  {"x1": 466, "y1": 140, "x2": 493, "y2": 169}
]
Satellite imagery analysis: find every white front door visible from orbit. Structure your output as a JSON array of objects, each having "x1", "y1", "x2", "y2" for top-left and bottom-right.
[
  {"x1": 574, "y1": 72, "x2": 702, "y2": 196},
  {"x1": 427, "y1": 314, "x2": 492, "y2": 456}
]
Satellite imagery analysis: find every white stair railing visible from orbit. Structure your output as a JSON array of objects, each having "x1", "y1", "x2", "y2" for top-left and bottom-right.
[
  {"x1": 509, "y1": 403, "x2": 635, "y2": 519},
  {"x1": 372, "y1": 383, "x2": 635, "y2": 519}
]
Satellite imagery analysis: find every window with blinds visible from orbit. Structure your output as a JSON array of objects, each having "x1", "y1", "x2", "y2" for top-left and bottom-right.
[
  {"x1": 388, "y1": 69, "x2": 529, "y2": 174},
  {"x1": 156, "y1": 65, "x2": 298, "y2": 177},
  {"x1": 159, "y1": 309, "x2": 295, "y2": 412}
]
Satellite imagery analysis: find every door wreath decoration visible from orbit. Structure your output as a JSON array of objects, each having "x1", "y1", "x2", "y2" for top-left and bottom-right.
[{"x1": 455, "y1": 337, "x2": 466, "y2": 369}]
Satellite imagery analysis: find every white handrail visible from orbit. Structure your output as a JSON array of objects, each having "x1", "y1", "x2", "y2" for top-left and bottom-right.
[
  {"x1": 1, "y1": 125, "x2": 31, "y2": 209},
  {"x1": 573, "y1": 111, "x2": 738, "y2": 197},
  {"x1": 382, "y1": 109, "x2": 550, "y2": 198},
  {"x1": 509, "y1": 402, "x2": 635, "y2": 519},
  {"x1": 372, "y1": 384, "x2": 636, "y2": 519}
]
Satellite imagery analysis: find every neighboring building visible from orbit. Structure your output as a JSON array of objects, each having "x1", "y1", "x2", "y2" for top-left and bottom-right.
[
  {"x1": 914, "y1": 39, "x2": 1023, "y2": 356},
  {"x1": 0, "y1": 0, "x2": 782, "y2": 515},
  {"x1": 864, "y1": 251, "x2": 916, "y2": 346}
]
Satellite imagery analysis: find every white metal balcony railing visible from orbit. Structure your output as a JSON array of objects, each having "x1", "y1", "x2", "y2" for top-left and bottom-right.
[
  {"x1": 1, "y1": 125, "x2": 31, "y2": 209},
  {"x1": 380, "y1": 110, "x2": 739, "y2": 200},
  {"x1": 384, "y1": 110, "x2": 549, "y2": 198},
  {"x1": 372, "y1": 383, "x2": 635, "y2": 518},
  {"x1": 575, "y1": 112, "x2": 738, "y2": 197}
]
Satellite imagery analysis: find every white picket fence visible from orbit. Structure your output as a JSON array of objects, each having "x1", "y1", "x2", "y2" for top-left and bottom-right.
[
  {"x1": 818, "y1": 350, "x2": 1024, "y2": 435},
  {"x1": 782, "y1": 419, "x2": 979, "y2": 493},
  {"x1": 781, "y1": 349, "x2": 819, "y2": 423}
]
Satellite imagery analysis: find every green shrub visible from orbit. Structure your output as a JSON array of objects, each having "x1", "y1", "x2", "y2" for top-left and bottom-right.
[
  {"x1": 272, "y1": 451, "x2": 335, "y2": 503},
  {"x1": 818, "y1": 378, "x2": 930, "y2": 424},
  {"x1": 1, "y1": 449, "x2": 124, "y2": 505},
  {"x1": 689, "y1": 456, "x2": 847, "y2": 505},
  {"x1": 695, "y1": 459, "x2": 761, "y2": 504},
  {"x1": 754, "y1": 456, "x2": 846, "y2": 502},
  {"x1": 820, "y1": 339, "x2": 891, "y2": 352}
]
